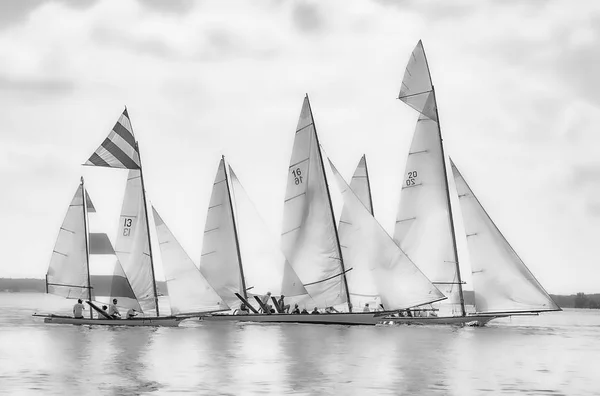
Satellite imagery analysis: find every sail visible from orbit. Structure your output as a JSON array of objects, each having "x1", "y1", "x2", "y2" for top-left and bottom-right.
[
  {"x1": 153, "y1": 207, "x2": 229, "y2": 315},
  {"x1": 199, "y1": 159, "x2": 244, "y2": 310},
  {"x1": 394, "y1": 40, "x2": 463, "y2": 315},
  {"x1": 281, "y1": 96, "x2": 347, "y2": 309},
  {"x1": 46, "y1": 183, "x2": 89, "y2": 300},
  {"x1": 339, "y1": 156, "x2": 377, "y2": 309},
  {"x1": 228, "y1": 166, "x2": 307, "y2": 298},
  {"x1": 114, "y1": 170, "x2": 156, "y2": 312},
  {"x1": 331, "y1": 159, "x2": 445, "y2": 310},
  {"x1": 451, "y1": 160, "x2": 561, "y2": 313}
]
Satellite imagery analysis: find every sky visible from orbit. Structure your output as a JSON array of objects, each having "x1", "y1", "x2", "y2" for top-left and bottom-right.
[{"x1": 1, "y1": 0, "x2": 599, "y2": 295}]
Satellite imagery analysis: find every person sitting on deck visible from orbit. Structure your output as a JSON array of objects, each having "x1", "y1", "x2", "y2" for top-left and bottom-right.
[
  {"x1": 278, "y1": 295, "x2": 290, "y2": 313},
  {"x1": 325, "y1": 306, "x2": 339, "y2": 313},
  {"x1": 291, "y1": 304, "x2": 300, "y2": 314},
  {"x1": 311, "y1": 307, "x2": 320, "y2": 314},
  {"x1": 108, "y1": 299, "x2": 121, "y2": 319},
  {"x1": 300, "y1": 308, "x2": 309, "y2": 314},
  {"x1": 363, "y1": 303, "x2": 370, "y2": 312},
  {"x1": 72, "y1": 299, "x2": 85, "y2": 319},
  {"x1": 126, "y1": 308, "x2": 138, "y2": 319},
  {"x1": 236, "y1": 304, "x2": 250, "y2": 315}
]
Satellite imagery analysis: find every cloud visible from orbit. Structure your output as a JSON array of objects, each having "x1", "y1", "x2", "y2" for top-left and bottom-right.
[
  {"x1": 137, "y1": 0, "x2": 195, "y2": 14},
  {"x1": 0, "y1": 74, "x2": 74, "y2": 96},
  {"x1": 0, "y1": 0, "x2": 97, "y2": 30},
  {"x1": 291, "y1": 1, "x2": 326, "y2": 34}
]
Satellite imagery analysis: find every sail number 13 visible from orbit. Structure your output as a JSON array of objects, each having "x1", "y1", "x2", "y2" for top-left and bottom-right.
[
  {"x1": 123, "y1": 218, "x2": 133, "y2": 236},
  {"x1": 406, "y1": 170, "x2": 418, "y2": 186},
  {"x1": 292, "y1": 168, "x2": 303, "y2": 185}
]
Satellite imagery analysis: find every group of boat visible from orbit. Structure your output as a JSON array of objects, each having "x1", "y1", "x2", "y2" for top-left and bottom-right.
[{"x1": 34, "y1": 41, "x2": 561, "y2": 328}]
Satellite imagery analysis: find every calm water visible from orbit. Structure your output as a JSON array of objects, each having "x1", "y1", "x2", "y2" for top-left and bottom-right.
[{"x1": 0, "y1": 293, "x2": 598, "y2": 395}]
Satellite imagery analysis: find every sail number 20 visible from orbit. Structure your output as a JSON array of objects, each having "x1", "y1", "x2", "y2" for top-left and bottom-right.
[
  {"x1": 292, "y1": 168, "x2": 303, "y2": 185},
  {"x1": 405, "y1": 170, "x2": 418, "y2": 186},
  {"x1": 123, "y1": 218, "x2": 133, "y2": 236}
]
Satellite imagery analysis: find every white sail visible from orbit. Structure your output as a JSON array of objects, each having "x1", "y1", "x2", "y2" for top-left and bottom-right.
[
  {"x1": 114, "y1": 170, "x2": 156, "y2": 312},
  {"x1": 451, "y1": 160, "x2": 560, "y2": 313},
  {"x1": 199, "y1": 159, "x2": 244, "y2": 310},
  {"x1": 330, "y1": 159, "x2": 445, "y2": 310},
  {"x1": 281, "y1": 96, "x2": 347, "y2": 309},
  {"x1": 153, "y1": 207, "x2": 229, "y2": 315},
  {"x1": 339, "y1": 155, "x2": 378, "y2": 309},
  {"x1": 46, "y1": 183, "x2": 89, "y2": 300},
  {"x1": 228, "y1": 166, "x2": 307, "y2": 298},
  {"x1": 394, "y1": 40, "x2": 463, "y2": 315}
]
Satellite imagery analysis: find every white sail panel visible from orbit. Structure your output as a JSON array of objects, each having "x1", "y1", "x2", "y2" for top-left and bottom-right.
[
  {"x1": 451, "y1": 160, "x2": 560, "y2": 313},
  {"x1": 349, "y1": 155, "x2": 373, "y2": 214},
  {"x1": 46, "y1": 184, "x2": 89, "y2": 300},
  {"x1": 229, "y1": 166, "x2": 307, "y2": 298},
  {"x1": 398, "y1": 40, "x2": 437, "y2": 121},
  {"x1": 199, "y1": 159, "x2": 244, "y2": 310},
  {"x1": 331, "y1": 160, "x2": 445, "y2": 310},
  {"x1": 153, "y1": 207, "x2": 229, "y2": 315},
  {"x1": 281, "y1": 96, "x2": 347, "y2": 309},
  {"x1": 114, "y1": 170, "x2": 156, "y2": 312}
]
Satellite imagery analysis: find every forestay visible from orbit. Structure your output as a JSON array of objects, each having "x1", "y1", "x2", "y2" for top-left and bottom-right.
[
  {"x1": 451, "y1": 160, "x2": 561, "y2": 313},
  {"x1": 330, "y1": 160, "x2": 446, "y2": 310},
  {"x1": 395, "y1": 40, "x2": 463, "y2": 315},
  {"x1": 153, "y1": 207, "x2": 228, "y2": 315},
  {"x1": 228, "y1": 166, "x2": 307, "y2": 298},
  {"x1": 281, "y1": 96, "x2": 347, "y2": 309},
  {"x1": 199, "y1": 159, "x2": 244, "y2": 310},
  {"x1": 114, "y1": 170, "x2": 156, "y2": 312}
]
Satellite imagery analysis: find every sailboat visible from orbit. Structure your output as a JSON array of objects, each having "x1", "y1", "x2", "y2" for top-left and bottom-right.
[
  {"x1": 388, "y1": 40, "x2": 560, "y2": 325},
  {"x1": 204, "y1": 96, "x2": 446, "y2": 325},
  {"x1": 37, "y1": 177, "x2": 181, "y2": 326}
]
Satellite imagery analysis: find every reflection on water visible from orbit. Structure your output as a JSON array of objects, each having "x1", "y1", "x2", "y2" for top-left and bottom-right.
[{"x1": 1, "y1": 293, "x2": 599, "y2": 395}]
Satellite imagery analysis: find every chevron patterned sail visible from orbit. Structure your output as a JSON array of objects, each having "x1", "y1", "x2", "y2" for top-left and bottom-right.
[
  {"x1": 153, "y1": 207, "x2": 229, "y2": 315},
  {"x1": 114, "y1": 170, "x2": 156, "y2": 312},
  {"x1": 85, "y1": 109, "x2": 141, "y2": 169},
  {"x1": 281, "y1": 96, "x2": 347, "y2": 309},
  {"x1": 394, "y1": 40, "x2": 463, "y2": 316},
  {"x1": 451, "y1": 160, "x2": 560, "y2": 313},
  {"x1": 228, "y1": 166, "x2": 307, "y2": 298},
  {"x1": 46, "y1": 183, "x2": 89, "y2": 300},
  {"x1": 331, "y1": 160, "x2": 445, "y2": 310},
  {"x1": 199, "y1": 159, "x2": 245, "y2": 310}
]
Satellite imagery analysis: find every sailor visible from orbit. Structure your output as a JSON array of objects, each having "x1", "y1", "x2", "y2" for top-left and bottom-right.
[
  {"x1": 100, "y1": 305, "x2": 108, "y2": 319},
  {"x1": 236, "y1": 303, "x2": 250, "y2": 315},
  {"x1": 108, "y1": 298, "x2": 121, "y2": 319},
  {"x1": 126, "y1": 308, "x2": 138, "y2": 319},
  {"x1": 363, "y1": 303, "x2": 370, "y2": 312},
  {"x1": 325, "y1": 306, "x2": 339, "y2": 313},
  {"x1": 278, "y1": 295, "x2": 290, "y2": 313},
  {"x1": 291, "y1": 304, "x2": 300, "y2": 314},
  {"x1": 300, "y1": 308, "x2": 309, "y2": 314},
  {"x1": 311, "y1": 307, "x2": 320, "y2": 314},
  {"x1": 261, "y1": 291, "x2": 272, "y2": 313},
  {"x1": 72, "y1": 299, "x2": 85, "y2": 319}
]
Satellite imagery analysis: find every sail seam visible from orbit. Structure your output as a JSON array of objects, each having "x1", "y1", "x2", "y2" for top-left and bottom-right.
[
  {"x1": 295, "y1": 124, "x2": 313, "y2": 134},
  {"x1": 289, "y1": 158, "x2": 309, "y2": 169},
  {"x1": 284, "y1": 192, "x2": 306, "y2": 203}
]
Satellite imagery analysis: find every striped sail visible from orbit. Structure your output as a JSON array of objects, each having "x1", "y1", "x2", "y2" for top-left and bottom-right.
[
  {"x1": 339, "y1": 155, "x2": 378, "y2": 309},
  {"x1": 331, "y1": 159, "x2": 445, "y2": 310},
  {"x1": 451, "y1": 160, "x2": 561, "y2": 314},
  {"x1": 85, "y1": 109, "x2": 141, "y2": 169},
  {"x1": 153, "y1": 207, "x2": 229, "y2": 315},
  {"x1": 114, "y1": 170, "x2": 156, "y2": 312},
  {"x1": 394, "y1": 40, "x2": 463, "y2": 316},
  {"x1": 199, "y1": 159, "x2": 244, "y2": 310},
  {"x1": 281, "y1": 96, "x2": 347, "y2": 309},
  {"x1": 46, "y1": 183, "x2": 89, "y2": 300}
]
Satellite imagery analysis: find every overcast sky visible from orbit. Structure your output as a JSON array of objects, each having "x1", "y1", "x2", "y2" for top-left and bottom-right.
[{"x1": 1, "y1": 0, "x2": 598, "y2": 294}]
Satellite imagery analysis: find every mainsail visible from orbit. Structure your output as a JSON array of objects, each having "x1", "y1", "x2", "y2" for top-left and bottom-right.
[
  {"x1": 451, "y1": 160, "x2": 561, "y2": 313},
  {"x1": 281, "y1": 96, "x2": 349, "y2": 309},
  {"x1": 228, "y1": 166, "x2": 307, "y2": 298},
  {"x1": 199, "y1": 158, "x2": 245, "y2": 310},
  {"x1": 331, "y1": 159, "x2": 446, "y2": 310},
  {"x1": 46, "y1": 183, "x2": 89, "y2": 300},
  {"x1": 153, "y1": 207, "x2": 229, "y2": 315},
  {"x1": 394, "y1": 40, "x2": 464, "y2": 316},
  {"x1": 114, "y1": 170, "x2": 157, "y2": 312}
]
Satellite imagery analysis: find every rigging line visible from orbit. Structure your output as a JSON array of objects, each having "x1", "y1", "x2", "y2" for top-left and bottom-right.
[
  {"x1": 399, "y1": 90, "x2": 432, "y2": 100},
  {"x1": 303, "y1": 268, "x2": 354, "y2": 287}
]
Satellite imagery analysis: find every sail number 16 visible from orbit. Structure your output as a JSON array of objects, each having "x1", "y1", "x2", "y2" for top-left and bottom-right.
[
  {"x1": 292, "y1": 168, "x2": 303, "y2": 185},
  {"x1": 406, "y1": 170, "x2": 418, "y2": 186}
]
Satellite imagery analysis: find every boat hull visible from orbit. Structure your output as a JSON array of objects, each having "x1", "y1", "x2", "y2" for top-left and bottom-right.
[
  {"x1": 382, "y1": 314, "x2": 507, "y2": 326},
  {"x1": 39, "y1": 315, "x2": 182, "y2": 327},
  {"x1": 203, "y1": 312, "x2": 388, "y2": 325}
]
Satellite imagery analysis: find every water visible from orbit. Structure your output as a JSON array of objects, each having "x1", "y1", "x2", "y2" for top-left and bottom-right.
[{"x1": 0, "y1": 293, "x2": 598, "y2": 395}]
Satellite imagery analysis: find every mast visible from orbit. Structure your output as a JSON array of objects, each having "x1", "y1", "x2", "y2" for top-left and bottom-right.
[
  {"x1": 431, "y1": 86, "x2": 466, "y2": 317},
  {"x1": 306, "y1": 95, "x2": 352, "y2": 312},
  {"x1": 134, "y1": 139, "x2": 160, "y2": 317},
  {"x1": 363, "y1": 155, "x2": 375, "y2": 216},
  {"x1": 81, "y1": 177, "x2": 93, "y2": 319},
  {"x1": 222, "y1": 156, "x2": 248, "y2": 299}
]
